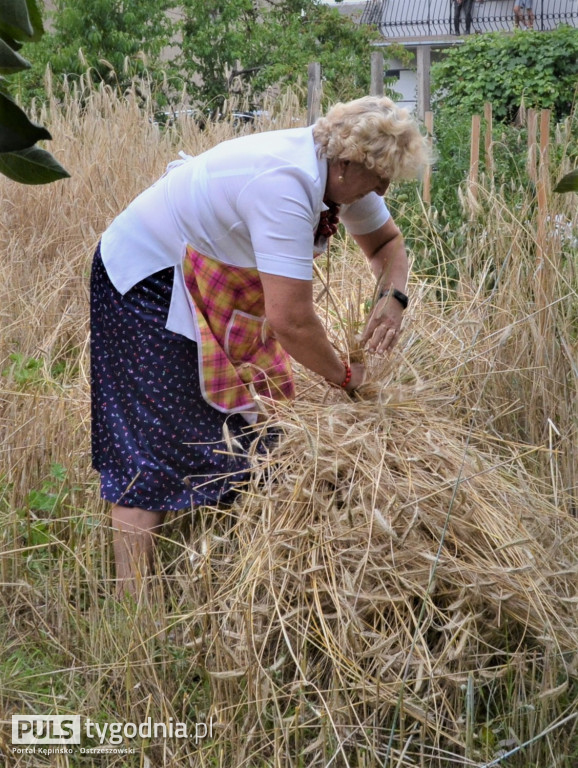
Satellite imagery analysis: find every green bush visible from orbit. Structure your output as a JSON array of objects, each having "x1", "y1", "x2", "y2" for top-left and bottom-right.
[
  {"x1": 17, "y1": 0, "x2": 177, "y2": 107},
  {"x1": 17, "y1": 0, "x2": 402, "y2": 115},
  {"x1": 431, "y1": 26, "x2": 578, "y2": 123}
]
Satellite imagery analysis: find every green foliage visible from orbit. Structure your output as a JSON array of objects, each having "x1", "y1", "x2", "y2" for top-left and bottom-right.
[
  {"x1": 14, "y1": 463, "x2": 81, "y2": 559},
  {"x1": 26, "y1": 462, "x2": 69, "y2": 517},
  {"x1": 2, "y1": 350, "x2": 44, "y2": 385},
  {"x1": 386, "y1": 109, "x2": 545, "y2": 289},
  {"x1": 0, "y1": 0, "x2": 42, "y2": 43},
  {"x1": 431, "y1": 26, "x2": 578, "y2": 123},
  {"x1": 0, "y1": 142, "x2": 69, "y2": 181},
  {"x1": 3, "y1": 645, "x2": 71, "y2": 699},
  {"x1": 431, "y1": 110, "x2": 531, "y2": 218},
  {"x1": 0, "y1": 85, "x2": 50, "y2": 150},
  {"x1": 178, "y1": 0, "x2": 382, "y2": 111},
  {"x1": 0, "y1": 0, "x2": 69, "y2": 183},
  {"x1": 19, "y1": 0, "x2": 386, "y2": 114},
  {"x1": 18, "y1": 0, "x2": 177, "y2": 102},
  {"x1": 2, "y1": 350, "x2": 72, "y2": 387}
]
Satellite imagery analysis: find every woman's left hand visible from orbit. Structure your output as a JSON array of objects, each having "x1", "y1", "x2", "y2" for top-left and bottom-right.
[
  {"x1": 360, "y1": 294, "x2": 404, "y2": 355},
  {"x1": 351, "y1": 218, "x2": 408, "y2": 357}
]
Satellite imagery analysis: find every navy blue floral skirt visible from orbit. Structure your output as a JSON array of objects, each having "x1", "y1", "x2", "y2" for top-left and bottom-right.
[{"x1": 90, "y1": 244, "x2": 258, "y2": 511}]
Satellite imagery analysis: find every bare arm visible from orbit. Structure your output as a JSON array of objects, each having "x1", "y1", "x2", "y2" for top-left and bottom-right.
[
  {"x1": 259, "y1": 272, "x2": 365, "y2": 391},
  {"x1": 258, "y1": 216, "x2": 407, "y2": 386},
  {"x1": 354, "y1": 217, "x2": 409, "y2": 355}
]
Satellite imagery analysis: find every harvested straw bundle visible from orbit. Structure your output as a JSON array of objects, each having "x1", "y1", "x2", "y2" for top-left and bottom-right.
[{"x1": 177, "y1": 292, "x2": 577, "y2": 765}]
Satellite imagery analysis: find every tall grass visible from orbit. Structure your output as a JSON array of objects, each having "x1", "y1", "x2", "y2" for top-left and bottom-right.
[{"x1": 0, "y1": 80, "x2": 576, "y2": 767}]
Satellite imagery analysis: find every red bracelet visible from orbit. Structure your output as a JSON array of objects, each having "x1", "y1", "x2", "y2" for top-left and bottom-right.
[{"x1": 340, "y1": 362, "x2": 352, "y2": 388}]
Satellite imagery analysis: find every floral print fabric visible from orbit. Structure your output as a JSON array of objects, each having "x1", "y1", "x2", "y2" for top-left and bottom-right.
[{"x1": 90, "y1": 245, "x2": 258, "y2": 511}]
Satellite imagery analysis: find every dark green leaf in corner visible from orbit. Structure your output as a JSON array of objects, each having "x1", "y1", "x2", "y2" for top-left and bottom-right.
[
  {"x1": 0, "y1": 0, "x2": 34, "y2": 42},
  {"x1": 554, "y1": 169, "x2": 578, "y2": 194},
  {"x1": 0, "y1": 91, "x2": 51, "y2": 151},
  {"x1": 0, "y1": 33, "x2": 22, "y2": 52},
  {"x1": 23, "y1": 0, "x2": 44, "y2": 42},
  {"x1": 0, "y1": 37, "x2": 30, "y2": 73},
  {"x1": 0, "y1": 145, "x2": 70, "y2": 184}
]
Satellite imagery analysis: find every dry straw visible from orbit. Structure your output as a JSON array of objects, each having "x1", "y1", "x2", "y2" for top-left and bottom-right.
[
  {"x1": 176, "y1": 257, "x2": 577, "y2": 764},
  {"x1": 0, "y1": 79, "x2": 576, "y2": 767}
]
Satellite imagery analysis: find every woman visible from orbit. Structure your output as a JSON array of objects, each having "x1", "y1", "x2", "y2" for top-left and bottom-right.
[{"x1": 90, "y1": 96, "x2": 429, "y2": 594}]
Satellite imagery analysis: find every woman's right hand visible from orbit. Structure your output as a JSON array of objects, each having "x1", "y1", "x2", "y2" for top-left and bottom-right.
[{"x1": 344, "y1": 362, "x2": 366, "y2": 394}]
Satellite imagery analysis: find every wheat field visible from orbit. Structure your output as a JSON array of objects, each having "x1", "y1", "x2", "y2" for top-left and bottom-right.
[{"x1": 0, "y1": 82, "x2": 576, "y2": 767}]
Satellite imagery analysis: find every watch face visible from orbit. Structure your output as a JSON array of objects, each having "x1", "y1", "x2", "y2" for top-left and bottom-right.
[{"x1": 378, "y1": 289, "x2": 408, "y2": 309}]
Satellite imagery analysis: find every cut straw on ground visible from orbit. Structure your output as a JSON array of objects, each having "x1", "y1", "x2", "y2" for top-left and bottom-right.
[{"x1": 0, "y1": 80, "x2": 576, "y2": 767}]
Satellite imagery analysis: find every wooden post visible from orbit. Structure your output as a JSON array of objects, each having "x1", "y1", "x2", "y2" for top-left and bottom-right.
[
  {"x1": 527, "y1": 108, "x2": 537, "y2": 183},
  {"x1": 468, "y1": 114, "x2": 481, "y2": 214},
  {"x1": 538, "y1": 109, "x2": 550, "y2": 185},
  {"x1": 536, "y1": 109, "x2": 551, "y2": 260},
  {"x1": 484, "y1": 102, "x2": 493, "y2": 181},
  {"x1": 535, "y1": 109, "x2": 551, "y2": 338},
  {"x1": 422, "y1": 110, "x2": 433, "y2": 205},
  {"x1": 416, "y1": 46, "x2": 431, "y2": 122},
  {"x1": 307, "y1": 62, "x2": 322, "y2": 125},
  {"x1": 370, "y1": 51, "x2": 384, "y2": 97}
]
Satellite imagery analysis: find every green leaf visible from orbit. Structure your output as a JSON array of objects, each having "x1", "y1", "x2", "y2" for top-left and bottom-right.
[
  {"x1": 27, "y1": 489, "x2": 58, "y2": 513},
  {"x1": 0, "y1": 145, "x2": 70, "y2": 183},
  {"x1": 23, "y1": 0, "x2": 44, "y2": 42},
  {"x1": 554, "y1": 169, "x2": 578, "y2": 194},
  {"x1": 0, "y1": 30, "x2": 22, "y2": 51},
  {"x1": 0, "y1": 36, "x2": 30, "y2": 73},
  {"x1": 0, "y1": 0, "x2": 34, "y2": 42},
  {"x1": 0, "y1": 91, "x2": 51, "y2": 151},
  {"x1": 50, "y1": 462, "x2": 67, "y2": 483}
]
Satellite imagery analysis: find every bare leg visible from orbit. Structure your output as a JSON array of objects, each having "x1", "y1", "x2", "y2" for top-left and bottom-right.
[
  {"x1": 513, "y1": 4, "x2": 523, "y2": 27},
  {"x1": 526, "y1": 9, "x2": 534, "y2": 28},
  {"x1": 111, "y1": 504, "x2": 166, "y2": 597}
]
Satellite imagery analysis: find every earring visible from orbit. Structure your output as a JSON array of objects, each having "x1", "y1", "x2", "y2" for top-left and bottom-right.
[{"x1": 338, "y1": 175, "x2": 344, "y2": 182}]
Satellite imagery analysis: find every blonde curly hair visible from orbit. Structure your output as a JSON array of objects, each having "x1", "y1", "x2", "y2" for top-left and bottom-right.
[{"x1": 312, "y1": 96, "x2": 430, "y2": 181}]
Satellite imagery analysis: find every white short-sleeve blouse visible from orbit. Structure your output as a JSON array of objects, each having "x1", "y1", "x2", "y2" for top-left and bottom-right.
[{"x1": 100, "y1": 126, "x2": 390, "y2": 341}]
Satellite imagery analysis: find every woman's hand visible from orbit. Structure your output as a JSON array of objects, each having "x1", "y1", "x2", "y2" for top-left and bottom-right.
[
  {"x1": 344, "y1": 362, "x2": 366, "y2": 393},
  {"x1": 351, "y1": 219, "x2": 408, "y2": 356},
  {"x1": 360, "y1": 294, "x2": 404, "y2": 355}
]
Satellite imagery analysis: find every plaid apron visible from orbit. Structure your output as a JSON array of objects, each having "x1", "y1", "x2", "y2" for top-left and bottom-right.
[{"x1": 183, "y1": 246, "x2": 295, "y2": 414}]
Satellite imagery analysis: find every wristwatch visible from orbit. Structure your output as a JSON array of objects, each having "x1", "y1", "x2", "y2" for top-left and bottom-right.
[{"x1": 377, "y1": 287, "x2": 409, "y2": 310}]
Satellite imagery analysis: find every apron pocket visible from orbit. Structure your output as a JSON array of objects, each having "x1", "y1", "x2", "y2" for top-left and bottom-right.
[{"x1": 224, "y1": 309, "x2": 267, "y2": 363}]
